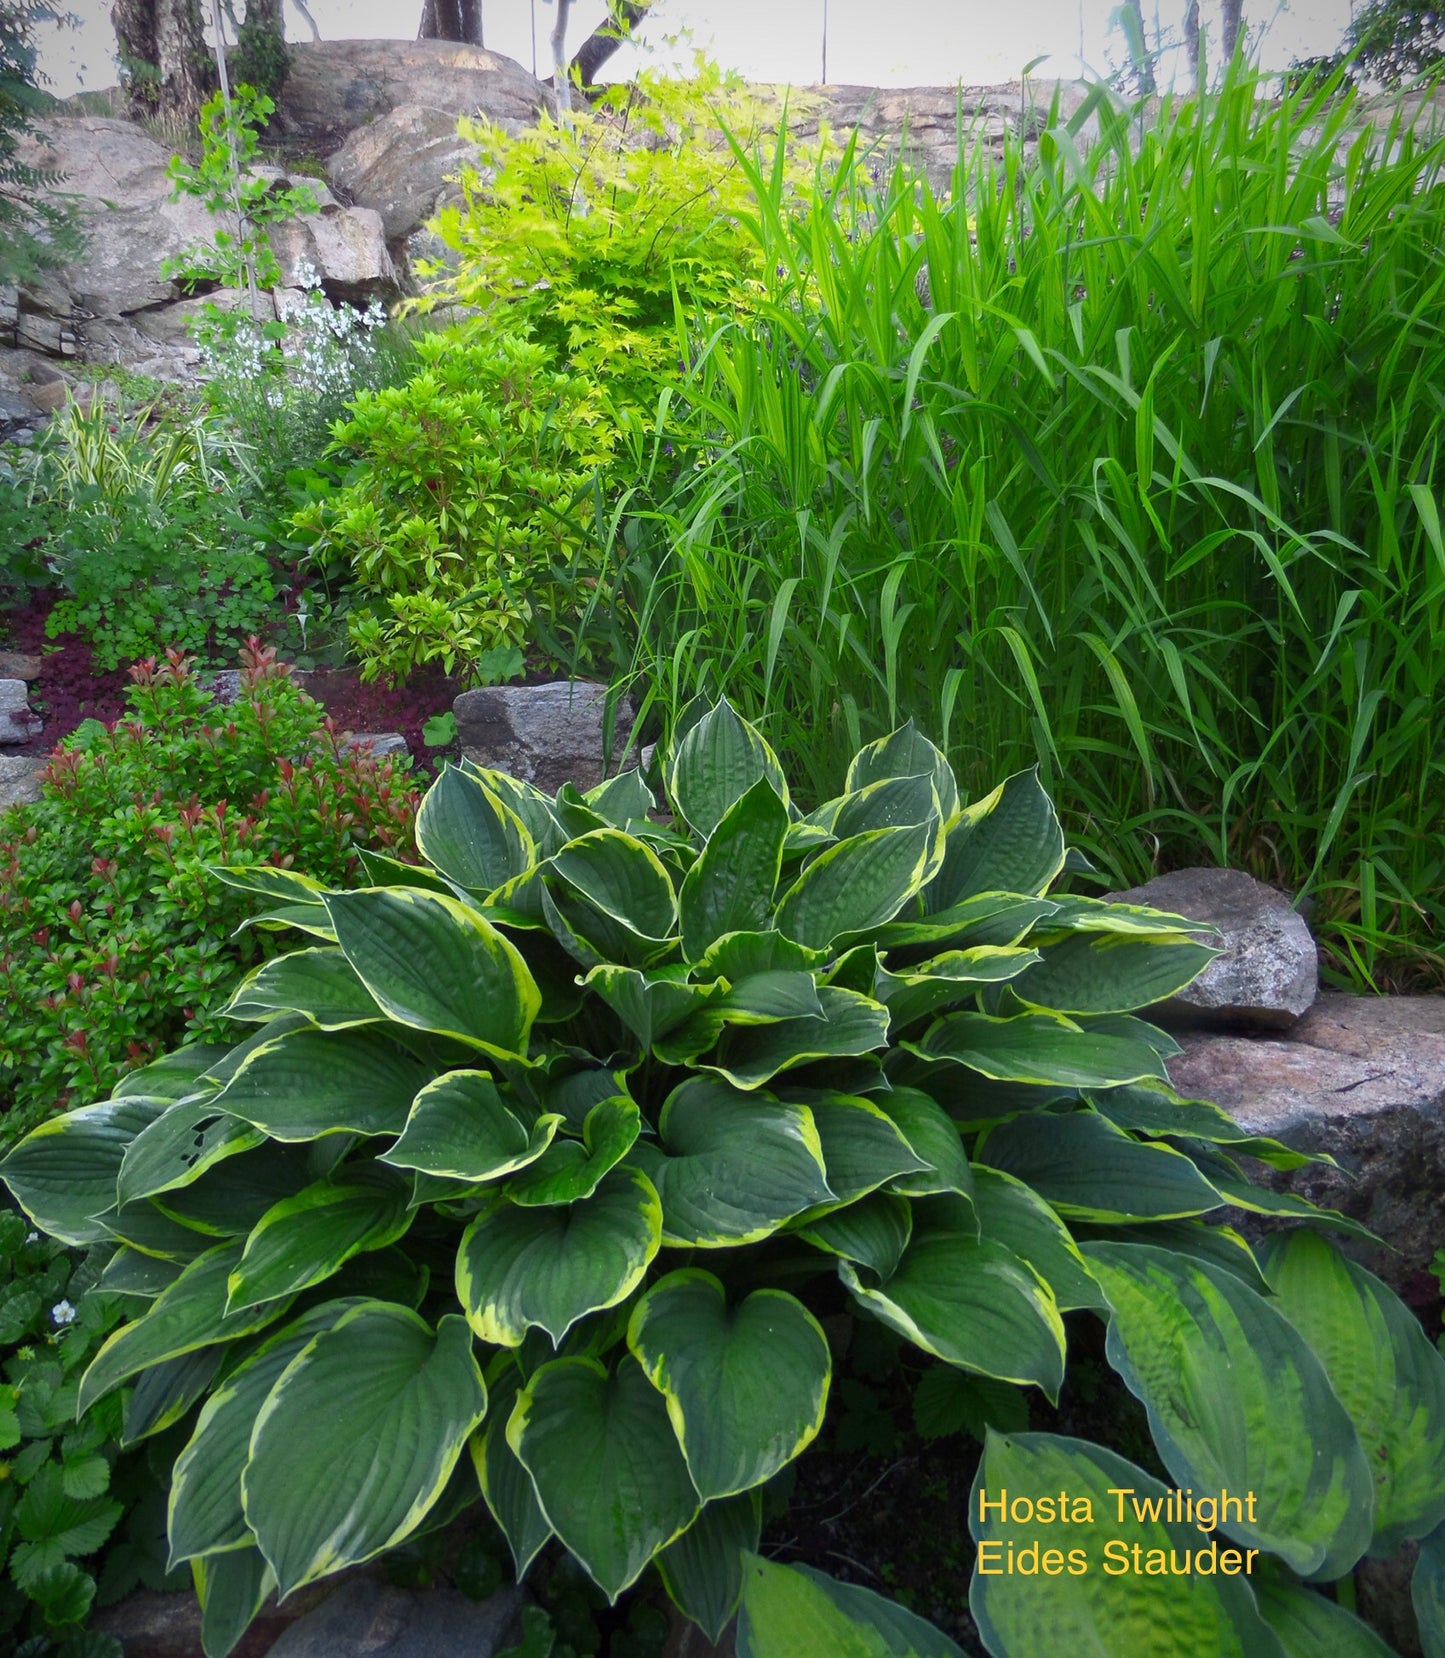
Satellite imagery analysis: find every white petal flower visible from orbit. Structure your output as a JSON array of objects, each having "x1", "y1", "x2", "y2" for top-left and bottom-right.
[{"x1": 51, "y1": 1299, "x2": 76, "y2": 1327}]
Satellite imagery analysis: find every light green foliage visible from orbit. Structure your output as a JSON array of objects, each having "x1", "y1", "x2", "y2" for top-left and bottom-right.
[
  {"x1": 610, "y1": 66, "x2": 1445, "y2": 988},
  {"x1": 163, "y1": 85, "x2": 318, "y2": 293},
  {"x1": 421, "y1": 60, "x2": 825, "y2": 433},
  {"x1": 292, "y1": 327, "x2": 617, "y2": 683},
  {"x1": 5, "y1": 704, "x2": 1440, "y2": 1655}
]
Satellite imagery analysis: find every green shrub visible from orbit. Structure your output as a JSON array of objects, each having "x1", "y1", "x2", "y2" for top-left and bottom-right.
[
  {"x1": 611, "y1": 66, "x2": 1445, "y2": 989},
  {"x1": 0, "y1": 641, "x2": 418, "y2": 1140},
  {"x1": 3, "y1": 704, "x2": 1441, "y2": 1656},
  {"x1": 0, "y1": 1206, "x2": 178, "y2": 1658},
  {"x1": 293, "y1": 326, "x2": 617, "y2": 684}
]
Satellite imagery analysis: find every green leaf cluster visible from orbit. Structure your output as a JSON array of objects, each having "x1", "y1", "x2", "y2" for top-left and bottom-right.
[
  {"x1": 292, "y1": 327, "x2": 618, "y2": 684},
  {"x1": 4, "y1": 703, "x2": 1441, "y2": 1656}
]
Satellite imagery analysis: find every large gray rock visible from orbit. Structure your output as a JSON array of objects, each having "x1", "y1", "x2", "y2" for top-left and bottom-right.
[
  {"x1": 328, "y1": 103, "x2": 485, "y2": 245},
  {"x1": 0, "y1": 755, "x2": 45, "y2": 810},
  {"x1": 279, "y1": 38, "x2": 548, "y2": 155},
  {"x1": 1111, "y1": 867, "x2": 1317, "y2": 1029},
  {"x1": 0, "y1": 679, "x2": 34, "y2": 741},
  {"x1": 1168, "y1": 993, "x2": 1445, "y2": 1290},
  {"x1": 267, "y1": 205, "x2": 398, "y2": 301},
  {"x1": 454, "y1": 680, "x2": 635, "y2": 794},
  {"x1": 267, "y1": 1577, "x2": 525, "y2": 1658}
]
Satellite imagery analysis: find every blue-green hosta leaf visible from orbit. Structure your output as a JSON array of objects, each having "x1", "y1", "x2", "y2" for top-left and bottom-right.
[
  {"x1": 214, "y1": 865, "x2": 329, "y2": 906},
  {"x1": 738, "y1": 1554, "x2": 966, "y2": 1658},
  {"x1": 226, "y1": 1166, "x2": 413, "y2": 1310},
  {"x1": 549, "y1": 828, "x2": 678, "y2": 944},
  {"x1": 845, "y1": 721, "x2": 960, "y2": 822},
  {"x1": 796, "y1": 1191, "x2": 913, "y2": 1279},
  {"x1": 194, "y1": 1545, "x2": 275, "y2": 1658},
  {"x1": 703, "y1": 987, "x2": 891, "y2": 1090},
  {"x1": 629, "y1": 1078, "x2": 833, "y2": 1247},
  {"x1": 101, "y1": 1248, "x2": 183, "y2": 1298},
  {"x1": 116, "y1": 1099, "x2": 263, "y2": 1209},
  {"x1": 114, "y1": 1043, "x2": 229, "y2": 1100},
  {"x1": 455, "y1": 1166, "x2": 661, "y2": 1346},
  {"x1": 980, "y1": 1109, "x2": 1224, "y2": 1222},
  {"x1": 220, "y1": 948, "x2": 384, "y2": 1030},
  {"x1": 583, "y1": 766, "x2": 655, "y2": 827},
  {"x1": 1010, "y1": 930, "x2": 1218, "y2": 1014},
  {"x1": 508, "y1": 1354, "x2": 699, "y2": 1601},
  {"x1": 243, "y1": 1303, "x2": 486, "y2": 1595},
  {"x1": 168, "y1": 1299, "x2": 367, "y2": 1564},
  {"x1": 1082, "y1": 1241, "x2": 1375, "y2": 1580},
  {"x1": 1254, "y1": 1573, "x2": 1399, "y2": 1656},
  {"x1": 651, "y1": 971, "x2": 827, "y2": 1065},
  {"x1": 1, "y1": 1095, "x2": 168, "y2": 1246},
  {"x1": 679, "y1": 778, "x2": 789, "y2": 962},
  {"x1": 1088, "y1": 1082, "x2": 1313, "y2": 1161},
  {"x1": 925, "y1": 768, "x2": 1064, "y2": 909},
  {"x1": 151, "y1": 1141, "x2": 316, "y2": 1238},
  {"x1": 831, "y1": 774, "x2": 943, "y2": 842},
  {"x1": 1042, "y1": 895, "x2": 1220, "y2": 935},
  {"x1": 666, "y1": 699, "x2": 789, "y2": 840},
  {"x1": 471, "y1": 1368, "x2": 551, "y2": 1578},
  {"x1": 968, "y1": 1433, "x2": 1286, "y2": 1658},
  {"x1": 970, "y1": 1166, "x2": 1103, "y2": 1311},
  {"x1": 1414, "y1": 1520, "x2": 1445, "y2": 1658},
  {"x1": 1208, "y1": 1179, "x2": 1381, "y2": 1244},
  {"x1": 234, "y1": 903, "x2": 337, "y2": 941},
  {"x1": 99, "y1": 1198, "x2": 217, "y2": 1259},
  {"x1": 79, "y1": 1242, "x2": 295, "y2": 1415},
  {"x1": 380, "y1": 1071, "x2": 560, "y2": 1184},
  {"x1": 324, "y1": 887, "x2": 540, "y2": 1057},
  {"x1": 122, "y1": 1344, "x2": 222, "y2": 1444},
  {"x1": 415, "y1": 764, "x2": 534, "y2": 892},
  {"x1": 505, "y1": 1096, "x2": 640, "y2": 1206},
  {"x1": 210, "y1": 1027, "x2": 431, "y2": 1143},
  {"x1": 658, "y1": 1493, "x2": 762, "y2": 1645},
  {"x1": 841, "y1": 1231, "x2": 1066, "y2": 1398},
  {"x1": 1260, "y1": 1229, "x2": 1445, "y2": 1555},
  {"x1": 873, "y1": 947, "x2": 1040, "y2": 1029},
  {"x1": 1074, "y1": 1218, "x2": 1271, "y2": 1295},
  {"x1": 694, "y1": 930, "x2": 828, "y2": 982},
  {"x1": 877, "y1": 894, "x2": 1059, "y2": 950},
  {"x1": 628, "y1": 1270, "x2": 831, "y2": 1500},
  {"x1": 356, "y1": 846, "x2": 458, "y2": 896},
  {"x1": 583, "y1": 964, "x2": 723, "y2": 1048},
  {"x1": 776, "y1": 823, "x2": 939, "y2": 951},
  {"x1": 911, "y1": 1011, "x2": 1167, "y2": 1087},
  {"x1": 797, "y1": 1093, "x2": 929, "y2": 1206},
  {"x1": 462, "y1": 763, "x2": 563, "y2": 857},
  {"x1": 873, "y1": 1087, "x2": 974, "y2": 1203}
]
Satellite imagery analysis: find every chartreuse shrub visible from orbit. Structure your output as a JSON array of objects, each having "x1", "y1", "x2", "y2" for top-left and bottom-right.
[
  {"x1": 2, "y1": 706, "x2": 1443, "y2": 1656},
  {"x1": 292, "y1": 326, "x2": 616, "y2": 685}
]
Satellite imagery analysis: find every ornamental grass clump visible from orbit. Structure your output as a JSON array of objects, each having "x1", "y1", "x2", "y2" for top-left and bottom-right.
[{"x1": 2, "y1": 705, "x2": 1442, "y2": 1655}]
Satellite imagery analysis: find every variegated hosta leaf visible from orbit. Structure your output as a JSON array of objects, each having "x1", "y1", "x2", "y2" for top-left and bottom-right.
[
  {"x1": 980, "y1": 1108, "x2": 1224, "y2": 1222},
  {"x1": 924, "y1": 767, "x2": 1064, "y2": 910},
  {"x1": 415, "y1": 763, "x2": 533, "y2": 892},
  {"x1": 658, "y1": 1493, "x2": 762, "y2": 1644},
  {"x1": 1260, "y1": 1229, "x2": 1445, "y2": 1555},
  {"x1": 1253, "y1": 1573, "x2": 1399, "y2": 1656},
  {"x1": 628, "y1": 1270, "x2": 831, "y2": 1500},
  {"x1": 845, "y1": 720, "x2": 960, "y2": 822},
  {"x1": 666, "y1": 698, "x2": 789, "y2": 839},
  {"x1": 471, "y1": 1367, "x2": 552, "y2": 1578},
  {"x1": 583, "y1": 964, "x2": 723, "y2": 1048},
  {"x1": 910, "y1": 1011, "x2": 1168, "y2": 1088},
  {"x1": 242, "y1": 1303, "x2": 486, "y2": 1595},
  {"x1": 794, "y1": 1093, "x2": 930, "y2": 1205},
  {"x1": 1414, "y1": 1519, "x2": 1445, "y2": 1658},
  {"x1": 968, "y1": 1433, "x2": 1285, "y2": 1657},
  {"x1": 872, "y1": 1087, "x2": 974, "y2": 1201},
  {"x1": 775, "y1": 822, "x2": 940, "y2": 951},
  {"x1": 679, "y1": 777, "x2": 789, "y2": 962},
  {"x1": 221, "y1": 947, "x2": 384, "y2": 1030},
  {"x1": 702, "y1": 987, "x2": 891, "y2": 1090},
  {"x1": 116, "y1": 1098, "x2": 262, "y2": 1209},
  {"x1": 628, "y1": 1077, "x2": 833, "y2": 1247},
  {"x1": 840, "y1": 1230, "x2": 1066, "y2": 1398},
  {"x1": 505, "y1": 1096, "x2": 640, "y2": 1206},
  {"x1": 380, "y1": 1070, "x2": 562, "y2": 1183},
  {"x1": 549, "y1": 828, "x2": 678, "y2": 945},
  {"x1": 969, "y1": 1165, "x2": 1103, "y2": 1311},
  {"x1": 738, "y1": 1554, "x2": 966, "y2": 1658},
  {"x1": 873, "y1": 945, "x2": 1041, "y2": 1029},
  {"x1": 1009, "y1": 929, "x2": 1218, "y2": 1015},
  {"x1": 324, "y1": 886, "x2": 540, "y2": 1056},
  {"x1": 795, "y1": 1191, "x2": 913, "y2": 1280},
  {"x1": 1082, "y1": 1241, "x2": 1375, "y2": 1580},
  {"x1": 454, "y1": 1166, "x2": 661, "y2": 1345},
  {"x1": 508, "y1": 1354, "x2": 699, "y2": 1601},
  {"x1": 193, "y1": 1545, "x2": 275, "y2": 1658}
]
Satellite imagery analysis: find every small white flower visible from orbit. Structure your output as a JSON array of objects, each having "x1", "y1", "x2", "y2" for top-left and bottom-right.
[
  {"x1": 51, "y1": 1299, "x2": 76, "y2": 1327},
  {"x1": 25, "y1": 1232, "x2": 37, "y2": 1244}
]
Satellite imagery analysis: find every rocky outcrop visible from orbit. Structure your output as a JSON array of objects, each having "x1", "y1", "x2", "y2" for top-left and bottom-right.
[
  {"x1": 1169, "y1": 993, "x2": 1445, "y2": 1292},
  {"x1": 1111, "y1": 866, "x2": 1318, "y2": 1029},
  {"x1": 276, "y1": 38, "x2": 550, "y2": 155},
  {"x1": 328, "y1": 103, "x2": 486, "y2": 246},
  {"x1": 454, "y1": 681, "x2": 636, "y2": 795}
]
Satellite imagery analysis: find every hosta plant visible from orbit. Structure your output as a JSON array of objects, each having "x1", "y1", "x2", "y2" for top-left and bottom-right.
[{"x1": 3, "y1": 704, "x2": 1443, "y2": 1656}]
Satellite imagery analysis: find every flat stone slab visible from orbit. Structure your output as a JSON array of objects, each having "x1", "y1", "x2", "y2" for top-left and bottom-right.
[
  {"x1": 0, "y1": 651, "x2": 41, "y2": 680},
  {"x1": 455, "y1": 680, "x2": 635, "y2": 795},
  {"x1": 1112, "y1": 866, "x2": 1317, "y2": 1029},
  {"x1": 268, "y1": 1577, "x2": 525, "y2": 1658},
  {"x1": 0, "y1": 754, "x2": 45, "y2": 810},
  {"x1": 1168, "y1": 992, "x2": 1445, "y2": 1288},
  {"x1": 0, "y1": 678, "x2": 40, "y2": 744},
  {"x1": 341, "y1": 731, "x2": 410, "y2": 759}
]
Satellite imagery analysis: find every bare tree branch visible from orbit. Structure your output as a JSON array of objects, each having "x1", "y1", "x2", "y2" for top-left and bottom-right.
[{"x1": 570, "y1": 0, "x2": 652, "y2": 89}]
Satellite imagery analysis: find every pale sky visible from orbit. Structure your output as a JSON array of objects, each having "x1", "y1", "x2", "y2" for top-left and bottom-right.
[{"x1": 43, "y1": 0, "x2": 1359, "y2": 98}]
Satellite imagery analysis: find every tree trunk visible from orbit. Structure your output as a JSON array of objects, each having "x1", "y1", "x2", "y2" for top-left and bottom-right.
[
  {"x1": 1184, "y1": 0, "x2": 1204, "y2": 88},
  {"x1": 112, "y1": 0, "x2": 214, "y2": 122},
  {"x1": 1221, "y1": 0, "x2": 1244, "y2": 62},
  {"x1": 551, "y1": 0, "x2": 572, "y2": 114},
  {"x1": 418, "y1": 0, "x2": 485, "y2": 46},
  {"x1": 1119, "y1": 0, "x2": 1156, "y2": 94},
  {"x1": 235, "y1": 0, "x2": 289, "y2": 97},
  {"x1": 570, "y1": 1, "x2": 652, "y2": 89}
]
